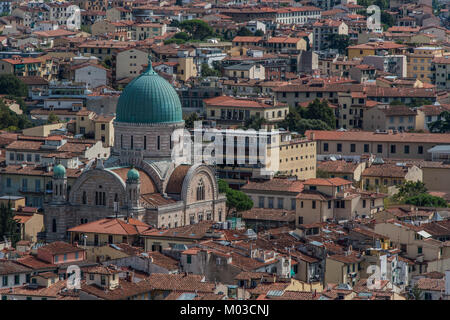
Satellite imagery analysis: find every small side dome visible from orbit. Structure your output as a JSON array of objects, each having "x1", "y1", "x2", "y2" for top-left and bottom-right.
[
  {"x1": 53, "y1": 164, "x2": 66, "y2": 178},
  {"x1": 127, "y1": 168, "x2": 140, "y2": 181}
]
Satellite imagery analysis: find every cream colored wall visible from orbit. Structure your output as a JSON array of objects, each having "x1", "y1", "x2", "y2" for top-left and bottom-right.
[
  {"x1": 23, "y1": 213, "x2": 44, "y2": 242},
  {"x1": 116, "y1": 49, "x2": 148, "y2": 81},
  {"x1": 95, "y1": 121, "x2": 114, "y2": 147},
  {"x1": 279, "y1": 140, "x2": 316, "y2": 179},
  {"x1": 177, "y1": 57, "x2": 197, "y2": 82},
  {"x1": 423, "y1": 167, "x2": 450, "y2": 192},
  {"x1": 22, "y1": 123, "x2": 65, "y2": 137}
]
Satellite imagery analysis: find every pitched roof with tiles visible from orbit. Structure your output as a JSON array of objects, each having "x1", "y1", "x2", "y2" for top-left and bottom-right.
[
  {"x1": 0, "y1": 260, "x2": 32, "y2": 275},
  {"x1": 68, "y1": 218, "x2": 150, "y2": 236},
  {"x1": 241, "y1": 208, "x2": 296, "y2": 222},
  {"x1": 241, "y1": 178, "x2": 304, "y2": 193},
  {"x1": 38, "y1": 241, "x2": 85, "y2": 255},
  {"x1": 305, "y1": 130, "x2": 450, "y2": 144}
]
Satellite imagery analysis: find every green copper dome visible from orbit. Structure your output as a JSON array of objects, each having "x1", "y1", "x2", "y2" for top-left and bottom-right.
[
  {"x1": 115, "y1": 57, "x2": 183, "y2": 124},
  {"x1": 53, "y1": 164, "x2": 66, "y2": 178},
  {"x1": 127, "y1": 168, "x2": 140, "y2": 181}
]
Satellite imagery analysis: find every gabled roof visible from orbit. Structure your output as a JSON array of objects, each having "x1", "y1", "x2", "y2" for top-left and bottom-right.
[{"x1": 68, "y1": 218, "x2": 150, "y2": 236}]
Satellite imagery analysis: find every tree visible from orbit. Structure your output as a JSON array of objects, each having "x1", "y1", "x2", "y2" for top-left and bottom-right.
[
  {"x1": 408, "y1": 283, "x2": 423, "y2": 300},
  {"x1": 327, "y1": 34, "x2": 351, "y2": 55},
  {"x1": 0, "y1": 74, "x2": 28, "y2": 97},
  {"x1": 0, "y1": 99, "x2": 32, "y2": 131},
  {"x1": 429, "y1": 111, "x2": 450, "y2": 133},
  {"x1": 405, "y1": 194, "x2": 448, "y2": 207},
  {"x1": 47, "y1": 112, "x2": 60, "y2": 124},
  {"x1": 101, "y1": 56, "x2": 113, "y2": 69},
  {"x1": 254, "y1": 30, "x2": 264, "y2": 37},
  {"x1": 236, "y1": 27, "x2": 253, "y2": 37},
  {"x1": 302, "y1": 99, "x2": 336, "y2": 129},
  {"x1": 179, "y1": 19, "x2": 215, "y2": 41},
  {"x1": 279, "y1": 102, "x2": 334, "y2": 134},
  {"x1": 201, "y1": 63, "x2": 221, "y2": 77},
  {"x1": 381, "y1": 11, "x2": 395, "y2": 28},
  {"x1": 244, "y1": 116, "x2": 267, "y2": 130},
  {"x1": 0, "y1": 202, "x2": 21, "y2": 247},
  {"x1": 408, "y1": 98, "x2": 432, "y2": 109},
  {"x1": 184, "y1": 112, "x2": 200, "y2": 129},
  {"x1": 393, "y1": 181, "x2": 428, "y2": 202},
  {"x1": 218, "y1": 179, "x2": 253, "y2": 216}
]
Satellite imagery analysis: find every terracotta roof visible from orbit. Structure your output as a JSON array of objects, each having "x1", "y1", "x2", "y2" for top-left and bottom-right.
[
  {"x1": 328, "y1": 252, "x2": 363, "y2": 264},
  {"x1": 109, "y1": 167, "x2": 157, "y2": 194},
  {"x1": 241, "y1": 178, "x2": 304, "y2": 193},
  {"x1": 0, "y1": 260, "x2": 32, "y2": 275},
  {"x1": 0, "y1": 279, "x2": 67, "y2": 298},
  {"x1": 141, "y1": 221, "x2": 215, "y2": 239},
  {"x1": 166, "y1": 164, "x2": 191, "y2": 194},
  {"x1": 303, "y1": 177, "x2": 352, "y2": 186},
  {"x1": 145, "y1": 251, "x2": 179, "y2": 271},
  {"x1": 306, "y1": 130, "x2": 450, "y2": 144},
  {"x1": 241, "y1": 208, "x2": 295, "y2": 222},
  {"x1": 204, "y1": 96, "x2": 278, "y2": 109},
  {"x1": 317, "y1": 160, "x2": 361, "y2": 174},
  {"x1": 362, "y1": 164, "x2": 410, "y2": 178},
  {"x1": 68, "y1": 218, "x2": 150, "y2": 236},
  {"x1": 416, "y1": 278, "x2": 445, "y2": 291},
  {"x1": 232, "y1": 36, "x2": 263, "y2": 43},
  {"x1": 38, "y1": 241, "x2": 84, "y2": 255}
]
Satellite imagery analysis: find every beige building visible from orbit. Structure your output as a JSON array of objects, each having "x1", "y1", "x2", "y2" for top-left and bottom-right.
[
  {"x1": 204, "y1": 96, "x2": 288, "y2": 125},
  {"x1": 75, "y1": 109, "x2": 115, "y2": 147},
  {"x1": 307, "y1": 130, "x2": 450, "y2": 160},
  {"x1": 422, "y1": 162, "x2": 450, "y2": 193},
  {"x1": 13, "y1": 208, "x2": 44, "y2": 242},
  {"x1": 132, "y1": 23, "x2": 167, "y2": 41},
  {"x1": 361, "y1": 161, "x2": 423, "y2": 191},
  {"x1": 324, "y1": 253, "x2": 363, "y2": 287},
  {"x1": 363, "y1": 105, "x2": 425, "y2": 132},
  {"x1": 407, "y1": 46, "x2": 444, "y2": 83},
  {"x1": 114, "y1": 48, "x2": 148, "y2": 81},
  {"x1": 296, "y1": 178, "x2": 386, "y2": 225},
  {"x1": 313, "y1": 20, "x2": 348, "y2": 51},
  {"x1": 223, "y1": 63, "x2": 265, "y2": 80}
]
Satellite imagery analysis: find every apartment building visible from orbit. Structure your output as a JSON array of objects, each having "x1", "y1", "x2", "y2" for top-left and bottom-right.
[
  {"x1": 363, "y1": 105, "x2": 425, "y2": 132},
  {"x1": 223, "y1": 63, "x2": 265, "y2": 80},
  {"x1": 407, "y1": 47, "x2": 444, "y2": 83},
  {"x1": 347, "y1": 42, "x2": 407, "y2": 60},
  {"x1": 197, "y1": 128, "x2": 316, "y2": 187},
  {"x1": 306, "y1": 130, "x2": 450, "y2": 160},
  {"x1": 275, "y1": 6, "x2": 322, "y2": 25},
  {"x1": 0, "y1": 56, "x2": 42, "y2": 77},
  {"x1": 361, "y1": 161, "x2": 423, "y2": 191},
  {"x1": 312, "y1": 20, "x2": 348, "y2": 51},
  {"x1": 132, "y1": 23, "x2": 167, "y2": 40},
  {"x1": 431, "y1": 56, "x2": 450, "y2": 90},
  {"x1": 114, "y1": 48, "x2": 148, "y2": 81},
  {"x1": 204, "y1": 95, "x2": 288, "y2": 125},
  {"x1": 79, "y1": 40, "x2": 135, "y2": 61},
  {"x1": 241, "y1": 178, "x2": 305, "y2": 212},
  {"x1": 295, "y1": 177, "x2": 386, "y2": 225}
]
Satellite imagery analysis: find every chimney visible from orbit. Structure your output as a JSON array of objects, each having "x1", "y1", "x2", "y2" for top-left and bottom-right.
[{"x1": 310, "y1": 132, "x2": 315, "y2": 140}]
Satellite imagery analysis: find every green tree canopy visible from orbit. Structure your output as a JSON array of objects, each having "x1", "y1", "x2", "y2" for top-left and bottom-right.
[
  {"x1": 0, "y1": 74, "x2": 27, "y2": 97},
  {"x1": 179, "y1": 19, "x2": 215, "y2": 41},
  {"x1": 201, "y1": 63, "x2": 221, "y2": 77},
  {"x1": 0, "y1": 203, "x2": 21, "y2": 247},
  {"x1": 47, "y1": 112, "x2": 60, "y2": 124},
  {"x1": 393, "y1": 181, "x2": 428, "y2": 202},
  {"x1": 405, "y1": 194, "x2": 447, "y2": 207},
  {"x1": 218, "y1": 179, "x2": 253, "y2": 216},
  {"x1": 302, "y1": 99, "x2": 336, "y2": 129},
  {"x1": 236, "y1": 27, "x2": 254, "y2": 37},
  {"x1": 429, "y1": 111, "x2": 450, "y2": 133},
  {"x1": 243, "y1": 116, "x2": 268, "y2": 130},
  {"x1": 327, "y1": 34, "x2": 351, "y2": 55},
  {"x1": 184, "y1": 112, "x2": 200, "y2": 129},
  {"x1": 0, "y1": 99, "x2": 32, "y2": 131},
  {"x1": 254, "y1": 29, "x2": 264, "y2": 37}
]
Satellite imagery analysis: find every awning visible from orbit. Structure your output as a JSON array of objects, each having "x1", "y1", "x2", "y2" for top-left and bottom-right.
[{"x1": 417, "y1": 230, "x2": 432, "y2": 238}]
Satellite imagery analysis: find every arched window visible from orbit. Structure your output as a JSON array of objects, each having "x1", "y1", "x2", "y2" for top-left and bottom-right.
[
  {"x1": 52, "y1": 218, "x2": 57, "y2": 233},
  {"x1": 196, "y1": 179, "x2": 205, "y2": 201},
  {"x1": 82, "y1": 191, "x2": 87, "y2": 204}
]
